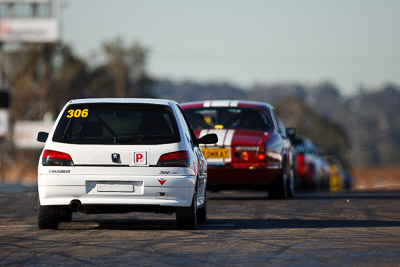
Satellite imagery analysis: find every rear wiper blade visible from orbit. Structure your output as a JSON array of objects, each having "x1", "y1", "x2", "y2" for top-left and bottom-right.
[
  {"x1": 147, "y1": 135, "x2": 172, "y2": 139},
  {"x1": 115, "y1": 135, "x2": 171, "y2": 143},
  {"x1": 114, "y1": 135, "x2": 146, "y2": 143}
]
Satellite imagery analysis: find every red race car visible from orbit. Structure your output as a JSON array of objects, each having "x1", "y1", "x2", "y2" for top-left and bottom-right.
[{"x1": 181, "y1": 100, "x2": 294, "y2": 199}]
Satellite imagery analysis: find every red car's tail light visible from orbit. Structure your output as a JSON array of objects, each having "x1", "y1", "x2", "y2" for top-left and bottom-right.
[
  {"x1": 234, "y1": 151, "x2": 249, "y2": 160},
  {"x1": 296, "y1": 154, "x2": 307, "y2": 175},
  {"x1": 257, "y1": 153, "x2": 265, "y2": 160},
  {"x1": 234, "y1": 146, "x2": 266, "y2": 161},
  {"x1": 256, "y1": 145, "x2": 266, "y2": 161},
  {"x1": 157, "y1": 150, "x2": 191, "y2": 167},
  {"x1": 42, "y1": 150, "x2": 74, "y2": 166},
  {"x1": 235, "y1": 146, "x2": 261, "y2": 161}
]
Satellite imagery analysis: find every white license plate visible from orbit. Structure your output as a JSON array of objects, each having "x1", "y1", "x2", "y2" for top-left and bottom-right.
[{"x1": 97, "y1": 183, "x2": 135, "y2": 192}]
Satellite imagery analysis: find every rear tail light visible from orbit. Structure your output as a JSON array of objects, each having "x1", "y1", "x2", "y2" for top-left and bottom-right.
[
  {"x1": 42, "y1": 150, "x2": 74, "y2": 166},
  {"x1": 235, "y1": 147, "x2": 254, "y2": 161},
  {"x1": 256, "y1": 145, "x2": 266, "y2": 161},
  {"x1": 234, "y1": 146, "x2": 266, "y2": 161},
  {"x1": 157, "y1": 150, "x2": 191, "y2": 167},
  {"x1": 234, "y1": 150, "x2": 249, "y2": 160},
  {"x1": 296, "y1": 154, "x2": 306, "y2": 175}
]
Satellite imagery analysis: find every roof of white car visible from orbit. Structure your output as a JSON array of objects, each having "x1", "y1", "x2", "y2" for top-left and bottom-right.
[{"x1": 67, "y1": 98, "x2": 177, "y2": 106}]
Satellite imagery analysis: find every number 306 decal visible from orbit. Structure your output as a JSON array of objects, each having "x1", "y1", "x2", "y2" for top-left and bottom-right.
[{"x1": 66, "y1": 109, "x2": 89, "y2": 118}]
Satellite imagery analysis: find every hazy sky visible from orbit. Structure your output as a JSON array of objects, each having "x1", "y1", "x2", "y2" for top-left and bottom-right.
[{"x1": 61, "y1": 0, "x2": 400, "y2": 95}]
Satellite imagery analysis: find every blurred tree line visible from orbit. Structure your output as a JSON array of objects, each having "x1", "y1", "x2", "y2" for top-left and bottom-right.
[
  {"x1": 154, "y1": 80, "x2": 400, "y2": 167},
  {"x1": 2, "y1": 38, "x2": 400, "y2": 168},
  {"x1": 3, "y1": 37, "x2": 153, "y2": 121}
]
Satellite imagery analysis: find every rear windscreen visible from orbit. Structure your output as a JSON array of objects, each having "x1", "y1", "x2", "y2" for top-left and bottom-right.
[
  {"x1": 183, "y1": 107, "x2": 273, "y2": 132},
  {"x1": 52, "y1": 103, "x2": 180, "y2": 145}
]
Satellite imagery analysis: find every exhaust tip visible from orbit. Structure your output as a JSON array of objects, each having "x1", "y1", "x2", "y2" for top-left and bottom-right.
[{"x1": 69, "y1": 200, "x2": 82, "y2": 211}]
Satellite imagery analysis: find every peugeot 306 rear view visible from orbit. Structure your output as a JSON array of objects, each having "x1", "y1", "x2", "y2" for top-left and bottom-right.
[{"x1": 37, "y1": 98, "x2": 217, "y2": 230}]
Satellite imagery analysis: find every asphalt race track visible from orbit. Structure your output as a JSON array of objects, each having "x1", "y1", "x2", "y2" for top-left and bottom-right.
[{"x1": 0, "y1": 184, "x2": 400, "y2": 266}]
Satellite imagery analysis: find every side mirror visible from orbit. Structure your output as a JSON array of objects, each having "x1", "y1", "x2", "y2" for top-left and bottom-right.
[
  {"x1": 198, "y1": 133, "x2": 218, "y2": 144},
  {"x1": 37, "y1": 132, "x2": 49, "y2": 143}
]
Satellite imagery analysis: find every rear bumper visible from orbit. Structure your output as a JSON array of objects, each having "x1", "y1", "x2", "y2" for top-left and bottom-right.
[
  {"x1": 38, "y1": 174, "x2": 196, "y2": 208},
  {"x1": 296, "y1": 173, "x2": 314, "y2": 182},
  {"x1": 296, "y1": 164, "x2": 316, "y2": 182},
  {"x1": 206, "y1": 163, "x2": 281, "y2": 186}
]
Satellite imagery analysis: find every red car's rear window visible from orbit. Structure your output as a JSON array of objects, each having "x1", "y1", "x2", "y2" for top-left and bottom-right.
[{"x1": 183, "y1": 107, "x2": 273, "y2": 132}]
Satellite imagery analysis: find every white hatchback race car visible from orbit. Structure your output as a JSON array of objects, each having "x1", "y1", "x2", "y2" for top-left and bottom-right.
[{"x1": 37, "y1": 98, "x2": 217, "y2": 230}]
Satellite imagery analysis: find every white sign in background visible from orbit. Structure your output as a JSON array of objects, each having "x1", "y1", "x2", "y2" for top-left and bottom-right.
[
  {"x1": 0, "y1": 18, "x2": 59, "y2": 43},
  {"x1": 13, "y1": 121, "x2": 53, "y2": 148},
  {"x1": 0, "y1": 109, "x2": 9, "y2": 138}
]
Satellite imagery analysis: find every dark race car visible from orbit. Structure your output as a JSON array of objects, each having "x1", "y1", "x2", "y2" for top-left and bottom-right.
[
  {"x1": 293, "y1": 136, "x2": 330, "y2": 190},
  {"x1": 181, "y1": 100, "x2": 294, "y2": 199}
]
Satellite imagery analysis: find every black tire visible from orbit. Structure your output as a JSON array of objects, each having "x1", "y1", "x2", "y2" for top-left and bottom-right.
[
  {"x1": 197, "y1": 192, "x2": 207, "y2": 224},
  {"x1": 268, "y1": 166, "x2": 288, "y2": 199},
  {"x1": 59, "y1": 209, "x2": 73, "y2": 222},
  {"x1": 38, "y1": 199, "x2": 59, "y2": 229},
  {"x1": 176, "y1": 191, "x2": 197, "y2": 230}
]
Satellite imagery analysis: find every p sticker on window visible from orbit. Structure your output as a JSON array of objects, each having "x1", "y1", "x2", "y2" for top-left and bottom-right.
[{"x1": 133, "y1": 152, "x2": 148, "y2": 166}]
